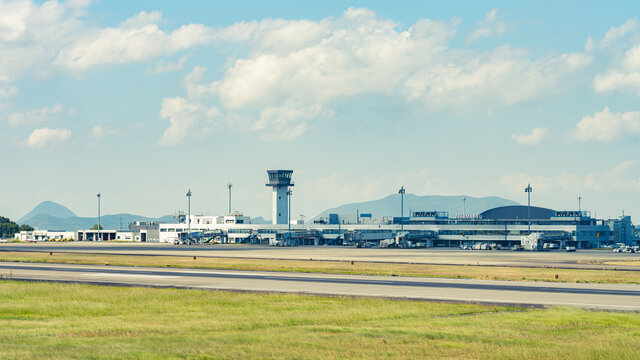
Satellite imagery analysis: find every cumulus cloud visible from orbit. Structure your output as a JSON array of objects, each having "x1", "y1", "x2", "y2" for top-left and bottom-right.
[
  {"x1": 501, "y1": 160, "x2": 640, "y2": 195},
  {"x1": 160, "y1": 8, "x2": 591, "y2": 143},
  {"x1": 511, "y1": 127, "x2": 548, "y2": 146},
  {"x1": 26, "y1": 127, "x2": 71, "y2": 148},
  {"x1": 467, "y1": 9, "x2": 510, "y2": 42},
  {"x1": 8, "y1": 103, "x2": 64, "y2": 126},
  {"x1": 158, "y1": 97, "x2": 220, "y2": 146},
  {"x1": 600, "y1": 18, "x2": 639, "y2": 48},
  {"x1": 90, "y1": 125, "x2": 118, "y2": 139},
  {"x1": 54, "y1": 11, "x2": 214, "y2": 70},
  {"x1": 573, "y1": 107, "x2": 640, "y2": 142},
  {"x1": 594, "y1": 44, "x2": 640, "y2": 94},
  {"x1": 0, "y1": 0, "x2": 87, "y2": 80},
  {"x1": 151, "y1": 54, "x2": 190, "y2": 74}
]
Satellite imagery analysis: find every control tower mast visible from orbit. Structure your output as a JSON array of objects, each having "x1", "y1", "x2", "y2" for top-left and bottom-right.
[{"x1": 266, "y1": 170, "x2": 294, "y2": 225}]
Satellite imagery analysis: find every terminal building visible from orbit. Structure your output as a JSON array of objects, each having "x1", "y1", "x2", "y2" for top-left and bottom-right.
[
  {"x1": 15, "y1": 169, "x2": 638, "y2": 248},
  {"x1": 155, "y1": 170, "x2": 639, "y2": 248}
]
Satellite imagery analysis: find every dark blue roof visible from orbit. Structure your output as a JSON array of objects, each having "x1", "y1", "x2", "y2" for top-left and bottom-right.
[{"x1": 478, "y1": 205, "x2": 556, "y2": 220}]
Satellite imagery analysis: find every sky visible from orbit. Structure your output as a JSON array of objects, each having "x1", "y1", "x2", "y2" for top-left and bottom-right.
[{"x1": 2, "y1": 0, "x2": 640, "y2": 222}]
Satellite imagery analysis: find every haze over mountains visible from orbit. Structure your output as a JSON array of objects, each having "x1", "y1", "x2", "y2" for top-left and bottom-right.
[
  {"x1": 18, "y1": 194, "x2": 519, "y2": 230},
  {"x1": 18, "y1": 201, "x2": 174, "y2": 231},
  {"x1": 313, "y1": 194, "x2": 520, "y2": 221}
]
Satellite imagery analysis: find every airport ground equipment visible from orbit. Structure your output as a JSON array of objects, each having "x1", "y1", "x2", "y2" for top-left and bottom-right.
[{"x1": 272, "y1": 230, "x2": 323, "y2": 246}]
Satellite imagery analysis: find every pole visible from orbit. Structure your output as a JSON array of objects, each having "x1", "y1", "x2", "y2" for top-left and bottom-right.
[
  {"x1": 525, "y1": 184, "x2": 532, "y2": 234},
  {"x1": 398, "y1": 186, "x2": 405, "y2": 232},
  {"x1": 578, "y1": 196, "x2": 582, "y2": 213},
  {"x1": 227, "y1": 183, "x2": 232, "y2": 214},
  {"x1": 286, "y1": 189, "x2": 292, "y2": 234},
  {"x1": 97, "y1": 193, "x2": 101, "y2": 241},
  {"x1": 186, "y1": 189, "x2": 192, "y2": 240},
  {"x1": 462, "y1": 197, "x2": 466, "y2": 217}
]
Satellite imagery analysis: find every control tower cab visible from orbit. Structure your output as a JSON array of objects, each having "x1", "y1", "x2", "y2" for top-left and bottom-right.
[{"x1": 266, "y1": 170, "x2": 294, "y2": 225}]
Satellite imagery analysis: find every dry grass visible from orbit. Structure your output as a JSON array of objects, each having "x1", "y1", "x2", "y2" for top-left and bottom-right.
[
  {"x1": 1, "y1": 281, "x2": 639, "y2": 359},
  {"x1": 1, "y1": 250, "x2": 639, "y2": 284}
]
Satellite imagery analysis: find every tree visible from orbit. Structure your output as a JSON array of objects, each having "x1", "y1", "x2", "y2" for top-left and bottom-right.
[
  {"x1": 19, "y1": 224, "x2": 34, "y2": 232},
  {"x1": 91, "y1": 224, "x2": 103, "y2": 230},
  {"x1": 0, "y1": 217, "x2": 19, "y2": 238}
]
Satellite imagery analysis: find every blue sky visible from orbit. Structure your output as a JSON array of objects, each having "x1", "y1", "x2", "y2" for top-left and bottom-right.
[{"x1": 2, "y1": 0, "x2": 640, "y2": 222}]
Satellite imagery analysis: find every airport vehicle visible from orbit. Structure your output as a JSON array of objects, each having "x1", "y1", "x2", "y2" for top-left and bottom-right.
[{"x1": 565, "y1": 246, "x2": 576, "y2": 252}]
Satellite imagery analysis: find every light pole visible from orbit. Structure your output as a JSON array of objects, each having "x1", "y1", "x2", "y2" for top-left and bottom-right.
[
  {"x1": 227, "y1": 183, "x2": 233, "y2": 214},
  {"x1": 578, "y1": 196, "x2": 582, "y2": 213},
  {"x1": 96, "y1": 193, "x2": 101, "y2": 241},
  {"x1": 462, "y1": 196, "x2": 466, "y2": 218},
  {"x1": 398, "y1": 186, "x2": 405, "y2": 232},
  {"x1": 186, "y1": 189, "x2": 192, "y2": 240},
  {"x1": 286, "y1": 189, "x2": 292, "y2": 234},
  {"x1": 525, "y1": 184, "x2": 532, "y2": 234}
]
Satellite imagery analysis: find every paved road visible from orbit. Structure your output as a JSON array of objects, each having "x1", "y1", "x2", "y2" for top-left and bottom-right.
[
  {"x1": 2, "y1": 243, "x2": 639, "y2": 270},
  {"x1": 2, "y1": 261, "x2": 639, "y2": 310}
]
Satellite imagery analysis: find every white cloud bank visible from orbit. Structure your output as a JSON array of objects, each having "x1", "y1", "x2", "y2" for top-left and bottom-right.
[
  {"x1": 511, "y1": 127, "x2": 548, "y2": 146},
  {"x1": 159, "y1": 7, "x2": 592, "y2": 144},
  {"x1": 54, "y1": 11, "x2": 213, "y2": 70},
  {"x1": 467, "y1": 9, "x2": 510, "y2": 42},
  {"x1": 26, "y1": 127, "x2": 71, "y2": 148},
  {"x1": 8, "y1": 103, "x2": 64, "y2": 126},
  {"x1": 573, "y1": 107, "x2": 640, "y2": 142}
]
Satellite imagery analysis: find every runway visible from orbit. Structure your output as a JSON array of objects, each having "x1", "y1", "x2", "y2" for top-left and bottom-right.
[
  {"x1": 2, "y1": 243, "x2": 640, "y2": 269},
  {"x1": 2, "y1": 261, "x2": 639, "y2": 310}
]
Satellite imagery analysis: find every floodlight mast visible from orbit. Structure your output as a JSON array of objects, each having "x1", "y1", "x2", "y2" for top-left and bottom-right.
[
  {"x1": 97, "y1": 193, "x2": 101, "y2": 241},
  {"x1": 578, "y1": 196, "x2": 582, "y2": 213},
  {"x1": 286, "y1": 189, "x2": 292, "y2": 234},
  {"x1": 525, "y1": 184, "x2": 532, "y2": 234},
  {"x1": 398, "y1": 186, "x2": 405, "y2": 232},
  {"x1": 462, "y1": 196, "x2": 467, "y2": 217},
  {"x1": 227, "y1": 183, "x2": 233, "y2": 214},
  {"x1": 186, "y1": 189, "x2": 192, "y2": 240}
]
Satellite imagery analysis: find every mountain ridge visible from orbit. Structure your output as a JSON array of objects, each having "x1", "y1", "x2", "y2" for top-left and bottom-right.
[{"x1": 314, "y1": 193, "x2": 520, "y2": 221}]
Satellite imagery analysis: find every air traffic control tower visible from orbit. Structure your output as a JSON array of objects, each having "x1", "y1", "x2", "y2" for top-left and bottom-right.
[{"x1": 266, "y1": 170, "x2": 294, "y2": 225}]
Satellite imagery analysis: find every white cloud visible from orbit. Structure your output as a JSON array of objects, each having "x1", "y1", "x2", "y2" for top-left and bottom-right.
[
  {"x1": 511, "y1": 127, "x2": 548, "y2": 146},
  {"x1": 54, "y1": 11, "x2": 214, "y2": 70},
  {"x1": 162, "y1": 8, "x2": 591, "y2": 143},
  {"x1": 90, "y1": 125, "x2": 117, "y2": 139},
  {"x1": 158, "y1": 97, "x2": 220, "y2": 146},
  {"x1": 0, "y1": 83, "x2": 17, "y2": 99},
  {"x1": 594, "y1": 44, "x2": 640, "y2": 94},
  {"x1": 573, "y1": 107, "x2": 640, "y2": 142},
  {"x1": 26, "y1": 127, "x2": 71, "y2": 148},
  {"x1": 500, "y1": 160, "x2": 640, "y2": 195},
  {"x1": 8, "y1": 103, "x2": 64, "y2": 126},
  {"x1": 151, "y1": 54, "x2": 190, "y2": 74},
  {"x1": 467, "y1": 9, "x2": 510, "y2": 42},
  {"x1": 600, "y1": 18, "x2": 639, "y2": 48}
]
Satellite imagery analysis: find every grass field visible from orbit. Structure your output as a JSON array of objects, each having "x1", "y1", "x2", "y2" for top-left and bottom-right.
[
  {"x1": 1, "y1": 281, "x2": 639, "y2": 359},
  {"x1": 1, "y1": 250, "x2": 639, "y2": 284}
]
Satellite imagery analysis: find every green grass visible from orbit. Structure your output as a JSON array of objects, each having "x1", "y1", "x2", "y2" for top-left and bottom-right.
[
  {"x1": 2, "y1": 251, "x2": 640, "y2": 284},
  {"x1": 0, "y1": 281, "x2": 639, "y2": 359}
]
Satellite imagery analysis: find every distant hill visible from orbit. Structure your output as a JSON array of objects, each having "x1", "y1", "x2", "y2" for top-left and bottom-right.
[
  {"x1": 18, "y1": 201, "x2": 175, "y2": 231},
  {"x1": 314, "y1": 194, "x2": 520, "y2": 221},
  {"x1": 18, "y1": 201, "x2": 76, "y2": 223},
  {"x1": 251, "y1": 216, "x2": 271, "y2": 224},
  {"x1": 20, "y1": 213, "x2": 176, "y2": 231}
]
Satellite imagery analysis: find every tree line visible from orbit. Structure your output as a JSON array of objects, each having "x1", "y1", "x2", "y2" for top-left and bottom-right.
[{"x1": 0, "y1": 216, "x2": 34, "y2": 238}]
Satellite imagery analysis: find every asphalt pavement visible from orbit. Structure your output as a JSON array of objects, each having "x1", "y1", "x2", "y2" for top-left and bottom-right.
[{"x1": 2, "y1": 261, "x2": 639, "y2": 310}]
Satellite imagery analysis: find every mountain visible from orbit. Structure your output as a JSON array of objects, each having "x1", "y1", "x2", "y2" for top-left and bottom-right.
[
  {"x1": 18, "y1": 201, "x2": 175, "y2": 231},
  {"x1": 18, "y1": 201, "x2": 76, "y2": 223},
  {"x1": 20, "y1": 213, "x2": 176, "y2": 231},
  {"x1": 314, "y1": 194, "x2": 520, "y2": 221},
  {"x1": 251, "y1": 216, "x2": 271, "y2": 224}
]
